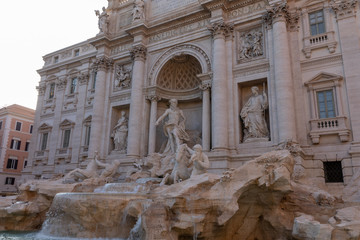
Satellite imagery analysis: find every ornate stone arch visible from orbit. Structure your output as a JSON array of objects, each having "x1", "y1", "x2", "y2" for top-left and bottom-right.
[{"x1": 148, "y1": 44, "x2": 211, "y2": 86}]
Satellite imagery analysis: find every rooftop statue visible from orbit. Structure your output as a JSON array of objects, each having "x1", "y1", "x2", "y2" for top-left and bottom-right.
[{"x1": 95, "y1": 7, "x2": 109, "y2": 34}]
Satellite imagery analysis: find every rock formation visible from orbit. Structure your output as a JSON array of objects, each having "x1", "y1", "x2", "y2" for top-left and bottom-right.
[{"x1": 0, "y1": 149, "x2": 360, "y2": 239}]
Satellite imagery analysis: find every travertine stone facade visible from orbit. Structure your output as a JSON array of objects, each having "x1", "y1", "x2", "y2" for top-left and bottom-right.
[{"x1": 25, "y1": 0, "x2": 360, "y2": 186}]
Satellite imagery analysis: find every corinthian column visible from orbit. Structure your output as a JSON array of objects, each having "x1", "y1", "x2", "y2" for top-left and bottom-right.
[
  {"x1": 208, "y1": 21, "x2": 233, "y2": 151},
  {"x1": 88, "y1": 56, "x2": 113, "y2": 159},
  {"x1": 127, "y1": 45, "x2": 147, "y2": 157},
  {"x1": 199, "y1": 81, "x2": 211, "y2": 152},
  {"x1": 146, "y1": 95, "x2": 161, "y2": 154},
  {"x1": 264, "y1": 3, "x2": 297, "y2": 142}
]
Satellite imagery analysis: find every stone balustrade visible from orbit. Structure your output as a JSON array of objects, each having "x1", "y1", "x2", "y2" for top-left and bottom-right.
[{"x1": 309, "y1": 116, "x2": 350, "y2": 144}]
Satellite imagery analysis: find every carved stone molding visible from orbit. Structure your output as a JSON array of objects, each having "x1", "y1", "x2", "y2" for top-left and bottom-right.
[
  {"x1": 330, "y1": 0, "x2": 358, "y2": 19},
  {"x1": 146, "y1": 95, "x2": 161, "y2": 102},
  {"x1": 208, "y1": 21, "x2": 234, "y2": 39},
  {"x1": 56, "y1": 78, "x2": 67, "y2": 91},
  {"x1": 263, "y1": 2, "x2": 290, "y2": 28},
  {"x1": 92, "y1": 56, "x2": 114, "y2": 71},
  {"x1": 78, "y1": 73, "x2": 90, "y2": 86},
  {"x1": 36, "y1": 84, "x2": 46, "y2": 96},
  {"x1": 287, "y1": 10, "x2": 300, "y2": 32},
  {"x1": 199, "y1": 81, "x2": 212, "y2": 91},
  {"x1": 130, "y1": 45, "x2": 147, "y2": 61}
]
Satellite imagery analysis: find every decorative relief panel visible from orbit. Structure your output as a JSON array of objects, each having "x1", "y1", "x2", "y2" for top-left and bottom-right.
[
  {"x1": 114, "y1": 64, "x2": 132, "y2": 90},
  {"x1": 237, "y1": 27, "x2": 264, "y2": 62}
]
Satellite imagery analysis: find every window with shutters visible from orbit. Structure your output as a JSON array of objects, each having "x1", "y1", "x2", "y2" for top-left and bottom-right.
[{"x1": 6, "y1": 158, "x2": 18, "y2": 169}]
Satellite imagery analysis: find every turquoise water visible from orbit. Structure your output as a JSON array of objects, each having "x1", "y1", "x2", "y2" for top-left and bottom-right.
[{"x1": 0, "y1": 232, "x2": 126, "y2": 240}]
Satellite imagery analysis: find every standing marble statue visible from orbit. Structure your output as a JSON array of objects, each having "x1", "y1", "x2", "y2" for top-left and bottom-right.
[
  {"x1": 95, "y1": 7, "x2": 109, "y2": 34},
  {"x1": 156, "y1": 99, "x2": 190, "y2": 154},
  {"x1": 112, "y1": 111, "x2": 128, "y2": 152},
  {"x1": 240, "y1": 86, "x2": 269, "y2": 142},
  {"x1": 188, "y1": 144, "x2": 210, "y2": 177},
  {"x1": 132, "y1": 0, "x2": 145, "y2": 21}
]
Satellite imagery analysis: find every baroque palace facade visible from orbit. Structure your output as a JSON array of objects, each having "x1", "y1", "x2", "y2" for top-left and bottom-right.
[{"x1": 25, "y1": 0, "x2": 360, "y2": 186}]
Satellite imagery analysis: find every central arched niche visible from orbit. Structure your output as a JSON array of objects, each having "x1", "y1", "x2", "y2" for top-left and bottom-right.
[
  {"x1": 157, "y1": 54, "x2": 202, "y2": 90},
  {"x1": 155, "y1": 54, "x2": 203, "y2": 153}
]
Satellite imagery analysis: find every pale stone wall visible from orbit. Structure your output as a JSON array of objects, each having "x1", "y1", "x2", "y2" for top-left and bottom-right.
[{"x1": 26, "y1": 0, "x2": 360, "y2": 187}]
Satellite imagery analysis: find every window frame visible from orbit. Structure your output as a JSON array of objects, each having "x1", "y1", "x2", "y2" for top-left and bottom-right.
[
  {"x1": 15, "y1": 121, "x2": 22, "y2": 131},
  {"x1": 62, "y1": 129, "x2": 71, "y2": 149},
  {"x1": 6, "y1": 158, "x2": 18, "y2": 169},
  {"x1": 49, "y1": 82, "x2": 55, "y2": 99},
  {"x1": 40, "y1": 132, "x2": 48, "y2": 151},
  {"x1": 25, "y1": 141, "x2": 30, "y2": 151},
  {"x1": 69, "y1": 77, "x2": 77, "y2": 94},
  {"x1": 0, "y1": 121, "x2": 2, "y2": 130},
  {"x1": 10, "y1": 139, "x2": 21, "y2": 150},
  {"x1": 309, "y1": 9, "x2": 326, "y2": 36},
  {"x1": 316, "y1": 89, "x2": 336, "y2": 119},
  {"x1": 5, "y1": 177, "x2": 15, "y2": 185}
]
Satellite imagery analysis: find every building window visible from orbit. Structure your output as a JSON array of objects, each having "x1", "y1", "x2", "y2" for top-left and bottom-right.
[
  {"x1": 30, "y1": 125, "x2": 33, "y2": 134},
  {"x1": 49, "y1": 83, "x2": 55, "y2": 99},
  {"x1": 40, "y1": 132, "x2": 48, "y2": 151},
  {"x1": 70, "y1": 77, "x2": 77, "y2": 94},
  {"x1": 24, "y1": 160, "x2": 28, "y2": 168},
  {"x1": 324, "y1": 161, "x2": 343, "y2": 183},
  {"x1": 309, "y1": 10, "x2": 325, "y2": 36},
  {"x1": 85, "y1": 125, "x2": 91, "y2": 146},
  {"x1": 62, "y1": 129, "x2": 71, "y2": 148},
  {"x1": 54, "y1": 56, "x2": 59, "y2": 63},
  {"x1": 25, "y1": 141, "x2": 30, "y2": 151},
  {"x1": 10, "y1": 139, "x2": 21, "y2": 150},
  {"x1": 15, "y1": 122, "x2": 22, "y2": 131},
  {"x1": 6, "y1": 159, "x2": 18, "y2": 169},
  {"x1": 0, "y1": 121, "x2": 2, "y2": 130},
  {"x1": 5, "y1": 177, "x2": 15, "y2": 185},
  {"x1": 74, "y1": 49, "x2": 80, "y2": 56},
  {"x1": 317, "y1": 90, "x2": 335, "y2": 119},
  {"x1": 92, "y1": 72, "x2": 97, "y2": 89}
]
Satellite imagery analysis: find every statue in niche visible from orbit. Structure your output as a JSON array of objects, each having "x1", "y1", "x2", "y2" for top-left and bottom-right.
[
  {"x1": 111, "y1": 111, "x2": 128, "y2": 153},
  {"x1": 114, "y1": 65, "x2": 131, "y2": 89},
  {"x1": 239, "y1": 30, "x2": 263, "y2": 60},
  {"x1": 240, "y1": 86, "x2": 269, "y2": 142},
  {"x1": 188, "y1": 144, "x2": 210, "y2": 177},
  {"x1": 132, "y1": 0, "x2": 145, "y2": 21},
  {"x1": 156, "y1": 99, "x2": 190, "y2": 155},
  {"x1": 95, "y1": 7, "x2": 109, "y2": 34}
]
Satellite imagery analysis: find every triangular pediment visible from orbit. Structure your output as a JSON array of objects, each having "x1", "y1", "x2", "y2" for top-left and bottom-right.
[
  {"x1": 83, "y1": 115, "x2": 92, "y2": 123},
  {"x1": 305, "y1": 72, "x2": 343, "y2": 86},
  {"x1": 303, "y1": 0, "x2": 324, "y2": 8},
  {"x1": 59, "y1": 119, "x2": 74, "y2": 127},
  {"x1": 39, "y1": 123, "x2": 52, "y2": 131}
]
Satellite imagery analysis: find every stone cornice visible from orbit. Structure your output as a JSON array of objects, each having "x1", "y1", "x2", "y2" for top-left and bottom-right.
[
  {"x1": 199, "y1": 0, "x2": 229, "y2": 11},
  {"x1": 130, "y1": 45, "x2": 147, "y2": 61},
  {"x1": 330, "y1": 0, "x2": 358, "y2": 19}
]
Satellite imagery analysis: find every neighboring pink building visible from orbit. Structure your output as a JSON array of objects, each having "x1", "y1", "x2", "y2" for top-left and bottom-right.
[{"x1": 0, "y1": 105, "x2": 35, "y2": 194}]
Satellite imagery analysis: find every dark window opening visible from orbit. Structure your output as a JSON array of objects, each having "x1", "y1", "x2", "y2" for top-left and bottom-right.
[{"x1": 324, "y1": 161, "x2": 343, "y2": 183}]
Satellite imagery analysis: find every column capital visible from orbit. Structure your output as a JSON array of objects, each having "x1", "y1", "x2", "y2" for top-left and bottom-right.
[
  {"x1": 146, "y1": 95, "x2": 161, "y2": 102},
  {"x1": 36, "y1": 83, "x2": 46, "y2": 96},
  {"x1": 56, "y1": 77, "x2": 67, "y2": 91},
  {"x1": 130, "y1": 45, "x2": 147, "y2": 61},
  {"x1": 199, "y1": 81, "x2": 212, "y2": 91},
  {"x1": 330, "y1": 0, "x2": 358, "y2": 19},
  {"x1": 263, "y1": 2, "x2": 290, "y2": 28},
  {"x1": 208, "y1": 21, "x2": 234, "y2": 39},
  {"x1": 78, "y1": 73, "x2": 90, "y2": 86},
  {"x1": 92, "y1": 56, "x2": 114, "y2": 71}
]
